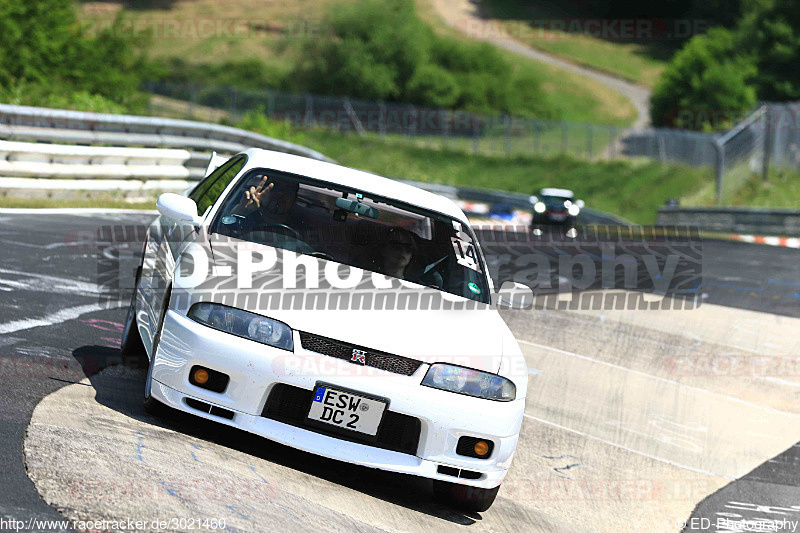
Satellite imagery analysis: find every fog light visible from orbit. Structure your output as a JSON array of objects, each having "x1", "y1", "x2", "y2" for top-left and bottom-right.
[
  {"x1": 189, "y1": 365, "x2": 230, "y2": 393},
  {"x1": 193, "y1": 368, "x2": 209, "y2": 385},
  {"x1": 456, "y1": 436, "x2": 494, "y2": 459},
  {"x1": 474, "y1": 440, "x2": 490, "y2": 456}
]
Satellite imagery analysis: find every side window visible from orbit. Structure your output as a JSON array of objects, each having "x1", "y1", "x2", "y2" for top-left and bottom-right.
[{"x1": 190, "y1": 155, "x2": 247, "y2": 216}]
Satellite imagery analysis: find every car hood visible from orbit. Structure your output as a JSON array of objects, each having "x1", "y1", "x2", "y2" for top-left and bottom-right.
[{"x1": 206, "y1": 238, "x2": 505, "y2": 372}]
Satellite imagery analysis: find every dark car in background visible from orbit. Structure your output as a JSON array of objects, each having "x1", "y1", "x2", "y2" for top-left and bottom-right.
[{"x1": 530, "y1": 188, "x2": 584, "y2": 230}]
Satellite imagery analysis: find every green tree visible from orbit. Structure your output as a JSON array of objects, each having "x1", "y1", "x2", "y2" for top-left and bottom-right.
[
  {"x1": 297, "y1": 38, "x2": 401, "y2": 100},
  {"x1": 292, "y1": 0, "x2": 552, "y2": 117},
  {"x1": 738, "y1": 0, "x2": 800, "y2": 100},
  {"x1": 293, "y1": 0, "x2": 426, "y2": 100},
  {"x1": 650, "y1": 28, "x2": 757, "y2": 130},
  {"x1": 406, "y1": 64, "x2": 460, "y2": 108},
  {"x1": 0, "y1": 0, "x2": 77, "y2": 85},
  {"x1": 327, "y1": 0, "x2": 430, "y2": 85},
  {"x1": 0, "y1": 0, "x2": 150, "y2": 108}
]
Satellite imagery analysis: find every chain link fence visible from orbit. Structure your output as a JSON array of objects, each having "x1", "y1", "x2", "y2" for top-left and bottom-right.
[
  {"x1": 146, "y1": 81, "x2": 632, "y2": 160},
  {"x1": 766, "y1": 102, "x2": 800, "y2": 170},
  {"x1": 145, "y1": 81, "x2": 799, "y2": 205},
  {"x1": 713, "y1": 106, "x2": 768, "y2": 202},
  {"x1": 632, "y1": 103, "x2": 800, "y2": 204}
]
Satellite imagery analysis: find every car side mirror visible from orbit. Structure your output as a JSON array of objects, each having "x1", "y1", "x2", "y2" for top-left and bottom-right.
[
  {"x1": 495, "y1": 280, "x2": 533, "y2": 310},
  {"x1": 157, "y1": 193, "x2": 203, "y2": 227}
]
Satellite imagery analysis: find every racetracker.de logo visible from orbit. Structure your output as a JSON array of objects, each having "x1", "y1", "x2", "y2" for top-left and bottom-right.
[{"x1": 454, "y1": 18, "x2": 708, "y2": 41}]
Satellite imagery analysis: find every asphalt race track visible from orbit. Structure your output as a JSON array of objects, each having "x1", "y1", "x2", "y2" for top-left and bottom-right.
[{"x1": 2, "y1": 211, "x2": 800, "y2": 532}]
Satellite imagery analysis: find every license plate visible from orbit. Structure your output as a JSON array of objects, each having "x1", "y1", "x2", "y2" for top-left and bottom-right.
[
  {"x1": 549, "y1": 213, "x2": 567, "y2": 221},
  {"x1": 307, "y1": 385, "x2": 387, "y2": 436}
]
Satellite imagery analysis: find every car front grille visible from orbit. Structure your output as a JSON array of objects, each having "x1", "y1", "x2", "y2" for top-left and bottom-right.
[
  {"x1": 262, "y1": 383, "x2": 421, "y2": 456},
  {"x1": 298, "y1": 331, "x2": 423, "y2": 376}
]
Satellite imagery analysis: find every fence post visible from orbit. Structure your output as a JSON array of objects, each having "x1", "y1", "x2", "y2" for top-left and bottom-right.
[
  {"x1": 587, "y1": 124, "x2": 593, "y2": 159},
  {"x1": 343, "y1": 97, "x2": 365, "y2": 136},
  {"x1": 444, "y1": 110, "x2": 451, "y2": 150},
  {"x1": 561, "y1": 122, "x2": 568, "y2": 153},
  {"x1": 609, "y1": 126, "x2": 617, "y2": 159},
  {"x1": 472, "y1": 116, "x2": 480, "y2": 154},
  {"x1": 713, "y1": 139, "x2": 725, "y2": 205},
  {"x1": 504, "y1": 115, "x2": 512, "y2": 156},
  {"x1": 762, "y1": 106, "x2": 773, "y2": 181},
  {"x1": 188, "y1": 83, "x2": 196, "y2": 118},
  {"x1": 267, "y1": 90, "x2": 275, "y2": 119},
  {"x1": 304, "y1": 93, "x2": 314, "y2": 128},
  {"x1": 379, "y1": 102, "x2": 386, "y2": 139},
  {"x1": 229, "y1": 87, "x2": 238, "y2": 118},
  {"x1": 534, "y1": 120, "x2": 541, "y2": 154},
  {"x1": 658, "y1": 135, "x2": 667, "y2": 162}
]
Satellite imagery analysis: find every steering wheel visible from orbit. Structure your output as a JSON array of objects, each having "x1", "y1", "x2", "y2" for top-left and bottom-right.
[
  {"x1": 244, "y1": 223, "x2": 303, "y2": 241},
  {"x1": 309, "y1": 251, "x2": 334, "y2": 261}
]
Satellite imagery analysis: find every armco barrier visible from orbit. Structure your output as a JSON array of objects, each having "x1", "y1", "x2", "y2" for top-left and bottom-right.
[
  {"x1": 0, "y1": 103, "x2": 333, "y2": 165},
  {"x1": 657, "y1": 206, "x2": 800, "y2": 236},
  {"x1": 0, "y1": 140, "x2": 191, "y2": 180}
]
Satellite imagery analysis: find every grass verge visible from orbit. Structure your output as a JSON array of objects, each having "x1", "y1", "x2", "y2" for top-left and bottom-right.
[
  {"x1": 731, "y1": 168, "x2": 800, "y2": 208},
  {"x1": 0, "y1": 197, "x2": 154, "y2": 210},
  {"x1": 295, "y1": 129, "x2": 712, "y2": 224}
]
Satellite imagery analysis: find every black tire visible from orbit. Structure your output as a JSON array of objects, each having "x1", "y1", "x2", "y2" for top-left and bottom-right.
[
  {"x1": 433, "y1": 480, "x2": 500, "y2": 513},
  {"x1": 144, "y1": 286, "x2": 171, "y2": 416},
  {"x1": 143, "y1": 353, "x2": 164, "y2": 416},
  {"x1": 120, "y1": 266, "x2": 146, "y2": 369}
]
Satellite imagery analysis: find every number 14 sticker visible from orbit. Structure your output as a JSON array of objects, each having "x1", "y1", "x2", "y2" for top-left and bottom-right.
[{"x1": 451, "y1": 234, "x2": 481, "y2": 273}]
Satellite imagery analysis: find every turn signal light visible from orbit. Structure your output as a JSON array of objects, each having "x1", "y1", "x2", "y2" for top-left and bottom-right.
[
  {"x1": 189, "y1": 365, "x2": 229, "y2": 393},
  {"x1": 456, "y1": 436, "x2": 494, "y2": 459},
  {"x1": 474, "y1": 440, "x2": 490, "y2": 456},
  {"x1": 193, "y1": 368, "x2": 209, "y2": 385}
]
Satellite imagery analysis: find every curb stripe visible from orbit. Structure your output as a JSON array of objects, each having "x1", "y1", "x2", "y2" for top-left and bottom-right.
[{"x1": 728, "y1": 234, "x2": 800, "y2": 248}]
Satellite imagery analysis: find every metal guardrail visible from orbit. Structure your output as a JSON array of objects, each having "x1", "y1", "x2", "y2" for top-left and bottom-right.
[
  {"x1": 0, "y1": 140, "x2": 191, "y2": 180},
  {"x1": 0, "y1": 103, "x2": 334, "y2": 166},
  {"x1": 657, "y1": 206, "x2": 800, "y2": 236}
]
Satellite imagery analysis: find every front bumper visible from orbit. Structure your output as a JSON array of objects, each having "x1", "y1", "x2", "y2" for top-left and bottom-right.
[
  {"x1": 532, "y1": 213, "x2": 575, "y2": 225},
  {"x1": 151, "y1": 310, "x2": 525, "y2": 488}
]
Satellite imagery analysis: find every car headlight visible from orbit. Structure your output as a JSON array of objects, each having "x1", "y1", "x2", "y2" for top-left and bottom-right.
[
  {"x1": 421, "y1": 364, "x2": 516, "y2": 401},
  {"x1": 187, "y1": 302, "x2": 294, "y2": 351},
  {"x1": 568, "y1": 204, "x2": 580, "y2": 216},
  {"x1": 534, "y1": 202, "x2": 546, "y2": 213}
]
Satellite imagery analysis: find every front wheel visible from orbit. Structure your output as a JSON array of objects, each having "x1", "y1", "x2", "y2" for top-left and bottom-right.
[
  {"x1": 120, "y1": 267, "x2": 146, "y2": 368},
  {"x1": 144, "y1": 287, "x2": 170, "y2": 416},
  {"x1": 143, "y1": 352, "x2": 164, "y2": 416},
  {"x1": 433, "y1": 480, "x2": 500, "y2": 513}
]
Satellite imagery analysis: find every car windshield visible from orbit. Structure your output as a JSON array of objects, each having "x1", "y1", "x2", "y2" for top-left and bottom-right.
[
  {"x1": 211, "y1": 169, "x2": 491, "y2": 303},
  {"x1": 541, "y1": 195, "x2": 573, "y2": 209}
]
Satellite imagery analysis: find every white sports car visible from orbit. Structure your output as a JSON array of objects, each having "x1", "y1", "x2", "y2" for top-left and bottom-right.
[{"x1": 121, "y1": 148, "x2": 527, "y2": 512}]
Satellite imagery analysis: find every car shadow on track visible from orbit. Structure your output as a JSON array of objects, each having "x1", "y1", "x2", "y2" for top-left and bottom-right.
[{"x1": 71, "y1": 345, "x2": 485, "y2": 526}]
